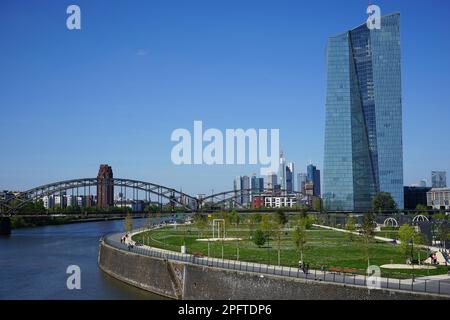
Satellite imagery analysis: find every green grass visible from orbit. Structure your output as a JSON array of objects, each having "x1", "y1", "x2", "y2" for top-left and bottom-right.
[{"x1": 132, "y1": 224, "x2": 448, "y2": 279}]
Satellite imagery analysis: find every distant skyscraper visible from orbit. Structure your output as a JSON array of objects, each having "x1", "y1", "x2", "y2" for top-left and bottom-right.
[
  {"x1": 297, "y1": 173, "x2": 307, "y2": 194},
  {"x1": 431, "y1": 171, "x2": 447, "y2": 188},
  {"x1": 234, "y1": 176, "x2": 243, "y2": 205},
  {"x1": 279, "y1": 152, "x2": 286, "y2": 191},
  {"x1": 323, "y1": 13, "x2": 404, "y2": 211},
  {"x1": 286, "y1": 162, "x2": 294, "y2": 193},
  {"x1": 97, "y1": 164, "x2": 114, "y2": 208},
  {"x1": 251, "y1": 175, "x2": 258, "y2": 192},
  {"x1": 251, "y1": 176, "x2": 264, "y2": 193},
  {"x1": 265, "y1": 173, "x2": 278, "y2": 190},
  {"x1": 241, "y1": 175, "x2": 250, "y2": 204},
  {"x1": 307, "y1": 164, "x2": 321, "y2": 197},
  {"x1": 419, "y1": 179, "x2": 427, "y2": 188}
]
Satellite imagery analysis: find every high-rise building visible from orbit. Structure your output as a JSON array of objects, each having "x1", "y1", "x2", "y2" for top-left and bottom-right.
[
  {"x1": 404, "y1": 186, "x2": 431, "y2": 210},
  {"x1": 241, "y1": 175, "x2": 250, "y2": 205},
  {"x1": 279, "y1": 152, "x2": 286, "y2": 191},
  {"x1": 265, "y1": 173, "x2": 278, "y2": 190},
  {"x1": 286, "y1": 162, "x2": 294, "y2": 193},
  {"x1": 251, "y1": 175, "x2": 264, "y2": 193},
  {"x1": 297, "y1": 173, "x2": 307, "y2": 194},
  {"x1": 234, "y1": 176, "x2": 243, "y2": 205},
  {"x1": 307, "y1": 164, "x2": 321, "y2": 197},
  {"x1": 97, "y1": 164, "x2": 114, "y2": 208},
  {"x1": 323, "y1": 13, "x2": 404, "y2": 211},
  {"x1": 419, "y1": 179, "x2": 427, "y2": 188},
  {"x1": 431, "y1": 171, "x2": 447, "y2": 188}
]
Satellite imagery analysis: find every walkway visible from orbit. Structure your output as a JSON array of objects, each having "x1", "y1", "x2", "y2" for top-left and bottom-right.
[{"x1": 103, "y1": 227, "x2": 450, "y2": 298}]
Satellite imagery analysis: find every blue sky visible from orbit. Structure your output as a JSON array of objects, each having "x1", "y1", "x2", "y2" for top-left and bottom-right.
[{"x1": 0, "y1": 0, "x2": 449, "y2": 195}]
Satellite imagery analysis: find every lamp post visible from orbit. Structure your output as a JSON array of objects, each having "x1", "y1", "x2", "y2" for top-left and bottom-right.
[{"x1": 409, "y1": 239, "x2": 415, "y2": 282}]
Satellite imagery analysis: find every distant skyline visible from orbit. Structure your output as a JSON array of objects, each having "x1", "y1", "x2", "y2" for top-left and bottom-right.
[{"x1": 1, "y1": 0, "x2": 450, "y2": 195}]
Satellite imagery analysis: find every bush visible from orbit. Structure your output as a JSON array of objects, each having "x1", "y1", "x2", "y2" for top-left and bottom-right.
[{"x1": 253, "y1": 229, "x2": 266, "y2": 247}]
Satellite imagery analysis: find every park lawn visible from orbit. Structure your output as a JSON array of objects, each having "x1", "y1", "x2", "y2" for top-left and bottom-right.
[{"x1": 132, "y1": 224, "x2": 448, "y2": 279}]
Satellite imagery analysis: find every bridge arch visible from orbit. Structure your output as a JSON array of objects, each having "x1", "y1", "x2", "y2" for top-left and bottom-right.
[
  {"x1": 0, "y1": 178, "x2": 198, "y2": 214},
  {"x1": 198, "y1": 188, "x2": 306, "y2": 210}
]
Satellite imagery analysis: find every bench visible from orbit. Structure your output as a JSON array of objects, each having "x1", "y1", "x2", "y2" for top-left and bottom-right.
[
  {"x1": 192, "y1": 252, "x2": 204, "y2": 258},
  {"x1": 328, "y1": 267, "x2": 357, "y2": 274}
]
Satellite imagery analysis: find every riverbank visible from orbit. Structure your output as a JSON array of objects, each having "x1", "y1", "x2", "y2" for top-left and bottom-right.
[
  {"x1": 9, "y1": 213, "x2": 177, "y2": 230},
  {"x1": 99, "y1": 230, "x2": 449, "y2": 300}
]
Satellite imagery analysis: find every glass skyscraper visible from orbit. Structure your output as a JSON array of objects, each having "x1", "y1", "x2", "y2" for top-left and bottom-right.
[{"x1": 323, "y1": 13, "x2": 404, "y2": 211}]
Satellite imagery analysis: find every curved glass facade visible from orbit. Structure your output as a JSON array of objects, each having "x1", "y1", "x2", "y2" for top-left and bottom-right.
[{"x1": 323, "y1": 13, "x2": 404, "y2": 211}]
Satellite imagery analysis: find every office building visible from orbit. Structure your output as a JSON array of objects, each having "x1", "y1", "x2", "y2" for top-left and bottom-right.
[
  {"x1": 279, "y1": 152, "x2": 286, "y2": 191},
  {"x1": 323, "y1": 13, "x2": 404, "y2": 211},
  {"x1": 404, "y1": 186, "x2": 431, "y2": 210},
  {"x1": 431, "y1": 171, "x2": 447, "y2": 188},
  {"x1": 286, "y1": 162, "x2": 294, "y2": 193},
  {"x1": 265, "y1": 173, "x2": 278, "y2": 190},
  {"x1": 307, "y1": 164, "x2": 321, "y2": 197},
  {"x1": 427, "y1": 188, "x2": 450, "y2": 210},
  {"x1": 297, "y1": 173, "x2": 307, "y2": 194}
]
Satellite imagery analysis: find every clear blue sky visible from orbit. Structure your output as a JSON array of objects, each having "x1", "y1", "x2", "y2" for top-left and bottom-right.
[{"x1": 1, "y1": 0, "x2": 449, "y2": 195}]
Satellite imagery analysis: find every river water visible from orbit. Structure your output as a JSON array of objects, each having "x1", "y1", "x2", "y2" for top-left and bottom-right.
[{"x1": 0, "y1": 218, "x2": 166, "y2": 299}]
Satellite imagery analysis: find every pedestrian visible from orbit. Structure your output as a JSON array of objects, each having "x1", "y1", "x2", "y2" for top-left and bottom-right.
[
  {"x1": 298, "y1": 260, "x2": 303, "y2": 271},
  {"x1": 306, "y1": 263, "x2": 310, "y2": 274}
]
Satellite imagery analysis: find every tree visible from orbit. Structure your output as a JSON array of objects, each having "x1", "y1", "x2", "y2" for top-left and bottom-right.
[
  {"x1": 373, "y1": 192, "x2": 397, "y2": 213},
  {"x1": 360, "y1": 211, "x2": 376, "y2": 267},
  {"x1": 253, "y1": 229, "x2": 266, "y2": 247},
  {"x1": 193, "y1": 213, "x2": 208, "y2": 238},
  {"x1": 416, "y1": 204, "x2": 428, "y2": 213},
  {"x1": 437, "y1": 223, "x2": 449, "y2": 250},
  {"x1": 291, "y1": 218, "x2": 308, "y2": 262},
  {"x1": 124, "y1": 212, "x2": 133, "y2": 233},
  {"x1": 251, "y1": 213, "x2": 263, "y2": 224},
  {"x1": 398, "y1": 224, "x2": 424, "y2": 263},
  {"x1": 273, "y1": 222, "x2": 284, "y2": 266},
  {"x1": 345, "y1": 216, "x2": 357, "y2": 241},
  {"x1": 261, "y1": 215, "x2": 273, "y2": 241},
  {"x1": 230, "y1": 209, "x2": 241, "y2": 226},
  {"x1": 274, "y1": 209, "x2": 288, "y2": 226},
  {"x1": 312, "y1": 198, "x2": 322, "y2": 212}
]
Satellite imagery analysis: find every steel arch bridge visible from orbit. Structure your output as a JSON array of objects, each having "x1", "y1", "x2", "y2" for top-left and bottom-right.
[
  {"x1": 0, "y1": 178, "x2": 199, "y2": 215},
  {"x1": 197, "y1": 188, "x2": 305, "y2": 210}
]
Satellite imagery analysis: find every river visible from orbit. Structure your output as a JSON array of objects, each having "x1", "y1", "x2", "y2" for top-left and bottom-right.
[{"x1": 0, "y1": 218, "x2": 167, "y2": 299}]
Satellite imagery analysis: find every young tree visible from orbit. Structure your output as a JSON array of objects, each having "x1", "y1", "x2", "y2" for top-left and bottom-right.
[
  {"x1": 273, "y1": 222, "x2": 284, "y2": 266},
  {"x1": 398, "y1": 224, "x2": 424, "y2": 263},
  {"x1": 261, "y1": 215, "x2": 273, "y2": 245},
  {"x1": 415, "y1": 204, "x2": 428, "y2": 214},
  {"x1": 253, "y1": 229, "x2": 266, "y2": 247},
  {"x1": 360, "y1": 211, "x2": 376, "y2": 267},
  {"x1": 274, "y1": 209, "x2": 288, "y2": 226},
  {"x1": 312, "y1": 198, "x2": 322, "y2": 212},
  {"x1": 291, "y1": 218, "x2": 308, "y2": 263},
  {"x1": 372, "y1": 192, "x2": 397, "y2": 213},
  {"x1": 437, "y1": 223, "x2": 449, "y2": 250},
  {"x1": 345, "y1": 216, "x2": 357, "y2": 241}
]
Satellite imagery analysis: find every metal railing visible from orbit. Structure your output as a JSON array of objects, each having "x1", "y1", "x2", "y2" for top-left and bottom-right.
[{"x1": 102, "y1": 227, "x2": 450, "y2": 298}]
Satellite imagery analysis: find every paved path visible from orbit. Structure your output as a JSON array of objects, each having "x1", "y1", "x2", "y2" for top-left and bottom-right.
[{"x1": 103, "y1": 228, "x2": 450, "y2": 297}]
